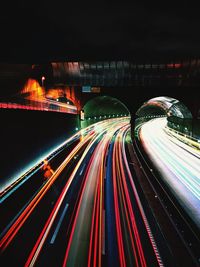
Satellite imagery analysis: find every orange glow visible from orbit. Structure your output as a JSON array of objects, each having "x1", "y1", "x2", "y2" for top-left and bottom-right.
[
  {"x1": 46, "y1": 87, "x2": 80, "y2": 109},
  {"x1": 21, "y1": 79, "x2": 45, "y2": 100},
  {"x1": 42, "y1": 160, "x2": 54, "y2": 180},
  {"x1": 21, "y1": 80, "x2": 80, "y2": 111},
  {"x1": 46, "y1": 87, "x2": 73, "y2": 101},
  {"x1": 46, "y1": 89, "x2": 63, "y2": 99}
]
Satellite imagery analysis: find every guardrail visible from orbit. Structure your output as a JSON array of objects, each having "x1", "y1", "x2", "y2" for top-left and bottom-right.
[{"x1": 165, "y1": 126, "x2": 200, "y2": 150}]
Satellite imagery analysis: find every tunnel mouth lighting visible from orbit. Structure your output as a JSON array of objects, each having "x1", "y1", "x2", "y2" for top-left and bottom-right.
[
  {"x1": 80, "y1": 95, "x2": 130, "y2": 128},
  {"x1": 136, "y1": 96, "x2": 192, "y2": 119}
]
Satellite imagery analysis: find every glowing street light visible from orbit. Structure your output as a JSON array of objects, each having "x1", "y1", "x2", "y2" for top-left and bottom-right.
[{"x1": 41, "y1": 76, "x2": 45, "y2": 87}]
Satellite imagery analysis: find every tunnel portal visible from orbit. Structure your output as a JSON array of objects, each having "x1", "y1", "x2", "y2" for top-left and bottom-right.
[{"x1": 81, "y1": 95, "x2": 130, "y2": 128}]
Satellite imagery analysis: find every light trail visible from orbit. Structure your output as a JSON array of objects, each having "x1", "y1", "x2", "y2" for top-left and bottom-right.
[
  {"x1": 112, "y1": 125, "x2": 163, "y2": 267},
  {"x1": 0, "y1": 132, "x2": 94, "y2": 252},
  {"x1": 139, "y1": 118, "x2": 200, "y2": 228},
  {"x1": 0, "y1": 118, "x2": 121, "y2": 198},
  {"x1": 25, "y1": 129, "x2": 108, "y2": 267},
  {"x1": 0, "y1": 99, "x2": 77, "y2": 114},
  {"x1": 1, "y1": 117, "x2": 163, "y2": 266},
  {"x1": 62, "y1": 120, "x2": 128, "y2": 267}
]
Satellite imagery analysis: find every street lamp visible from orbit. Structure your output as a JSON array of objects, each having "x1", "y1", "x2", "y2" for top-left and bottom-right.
[{"x1": 41, "y1": 76, "x2": 45, "y2": 87}]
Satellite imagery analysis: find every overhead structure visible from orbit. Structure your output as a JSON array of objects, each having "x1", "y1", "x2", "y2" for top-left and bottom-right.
[
  {"x1": 136, "y1": 96, "x2": 193, "y2": 118},
  {"x1": 31, "y1": 59, "x2": 200, "y2": 88}
]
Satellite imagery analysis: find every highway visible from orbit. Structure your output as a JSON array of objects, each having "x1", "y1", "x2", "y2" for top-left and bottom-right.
[
  {"x1": 139, "y1": 118, "x2": 200, "y2": 229},
  {"x1": 0, "y1": 118, "x2": 163, "y2": 267}
]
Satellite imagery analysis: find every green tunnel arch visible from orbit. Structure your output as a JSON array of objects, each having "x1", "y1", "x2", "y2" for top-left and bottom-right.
[{"x1": 81, "y1": 95, "x2": 130, "y2": 128}]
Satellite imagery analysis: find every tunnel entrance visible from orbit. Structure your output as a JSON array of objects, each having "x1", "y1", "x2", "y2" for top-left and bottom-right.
[
  {"x1": 136, "y1": 96, "x2": 193, "y2": 119},
  {"x1": 81, "y1": 95, "x2": 130, "y2": 128},
  {"x1": 135, "y1": 96, "x2": 200, "y2": 139}
]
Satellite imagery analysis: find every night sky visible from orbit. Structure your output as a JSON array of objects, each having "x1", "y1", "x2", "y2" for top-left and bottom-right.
[{"x1": 1, "y1": 1, "x2": 200, "y2": 63}]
